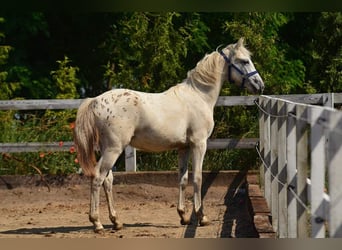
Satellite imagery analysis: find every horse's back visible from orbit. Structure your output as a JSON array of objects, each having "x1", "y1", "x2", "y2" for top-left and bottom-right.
[{"x1": 92, "y1": 86, "x2": 214, "y2": 152}]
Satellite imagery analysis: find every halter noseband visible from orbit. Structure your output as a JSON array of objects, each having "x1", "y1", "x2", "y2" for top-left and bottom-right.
[{"x1": 219, "y1": 50, "x2": 259, "y2": 89}]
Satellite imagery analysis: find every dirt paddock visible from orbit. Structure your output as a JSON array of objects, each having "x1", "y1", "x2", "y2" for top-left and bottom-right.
[{"x1": 0, "y1": 171, "x2": 274, "y2": 238}]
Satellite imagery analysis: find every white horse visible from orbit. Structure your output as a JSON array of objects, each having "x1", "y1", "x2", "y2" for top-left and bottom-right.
[{"x1": 73, "y1": 38, "x2": 264, "y2": 233}]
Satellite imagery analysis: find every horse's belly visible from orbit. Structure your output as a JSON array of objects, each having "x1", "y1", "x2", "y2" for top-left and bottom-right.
[{"x1": 129, "y1": 132, "x2": 188, "y2": 152}]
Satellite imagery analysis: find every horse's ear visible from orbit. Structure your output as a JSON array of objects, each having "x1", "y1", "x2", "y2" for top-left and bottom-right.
[{"x1": 235, "y1": 37, "x2": 245, "y2": 49}]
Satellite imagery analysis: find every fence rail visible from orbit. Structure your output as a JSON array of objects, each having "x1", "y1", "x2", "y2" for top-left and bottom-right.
[
  {"x1": 257, "y1": 94, "x2": 342, "y2": 238},
  {"x1": 1, "y1": 93, "x2": 342, "y2": 173},
  {"x1": 0, "y1": 95, "x2": 263, "y2": 171},
  {"x1": 0, "y1": 138, "x2": 259, "y2": 153},
  {"x1": 0, "y1": 93, "x2": 339, "y2": 110}
]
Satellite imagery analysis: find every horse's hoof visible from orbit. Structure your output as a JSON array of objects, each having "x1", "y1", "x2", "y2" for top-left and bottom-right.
[
  {"x1": 94, "y1": 227, "x2": 105, "y2": 234},
  {"x1": 180, "y1": 218, "x2": 191, "y2": 225},
  {"x1": 113, "y1": 221, "x2": 123, "y2": 231},
  {"x1": 199, "y1": 216, "x2": 210, "y2": 226}
]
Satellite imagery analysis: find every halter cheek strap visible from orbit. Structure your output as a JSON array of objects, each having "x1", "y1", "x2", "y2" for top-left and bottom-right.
[{"x1": 219, "y1": 50, "x2": 259, "y2": 89}]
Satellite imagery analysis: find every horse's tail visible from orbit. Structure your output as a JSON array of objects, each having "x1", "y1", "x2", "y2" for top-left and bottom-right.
[{"x1": 73, "y1": 98, "x2": 98, "y2": 177}]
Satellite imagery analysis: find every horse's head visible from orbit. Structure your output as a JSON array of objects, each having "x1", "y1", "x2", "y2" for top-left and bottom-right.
[{"x1": 219, "y1": 38, "x2": 264, "y2": 94}]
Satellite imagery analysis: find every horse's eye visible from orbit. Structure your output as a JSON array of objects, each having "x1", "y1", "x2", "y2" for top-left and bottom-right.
[{"x1": 241, "y1": 60, "x2": 249, "y2": 65}]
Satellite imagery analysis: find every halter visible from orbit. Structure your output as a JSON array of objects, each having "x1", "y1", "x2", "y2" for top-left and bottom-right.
[{"x1": 219, "y1": 50, "x2": 259, "y2": 89}]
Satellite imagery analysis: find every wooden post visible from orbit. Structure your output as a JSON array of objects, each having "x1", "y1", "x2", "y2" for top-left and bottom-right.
[
  {"x1": 296, "y1": 104, "x2": 309, "y2": 238},
  {"x1": 309, "y1": 107, "x2": 327, "y2": 238},
  {"x1": 262, "y1": 96, "x2": 272, "y2": 209},
  {"x1": 258, "y1": 97, "x2": 265, "y2": 193},
  {"x1": 277, "y1": 99, "x2": 287, "y2": 238},
  {"x1": 328, "y1": 111, "x2": 342, "y2": 237},
  {"x1": 286, "y1": 101, "x2": 297, "y2": 238},
  {"x1": 322, "y1": 92, "x2": 334, "y2": 108},
  {"x1": 270, "y1": 98, "x2": 279, "y2": 234},
  {"x1": 125, "y1": 145, "x2": 136, "y2": 172}
]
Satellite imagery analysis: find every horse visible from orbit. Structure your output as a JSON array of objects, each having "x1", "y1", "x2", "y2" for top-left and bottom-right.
[{"x1": 73, "y1": 38, "x2": 264, "y2": 233}]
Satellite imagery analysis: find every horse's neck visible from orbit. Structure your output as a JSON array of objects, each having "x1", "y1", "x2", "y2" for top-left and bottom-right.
[
  {"x1": 191, "y1": 82, "x2": 222, "y2": 108},
  {"x1": 188, "y1": 70, "x2": 226, "y2": 109}
]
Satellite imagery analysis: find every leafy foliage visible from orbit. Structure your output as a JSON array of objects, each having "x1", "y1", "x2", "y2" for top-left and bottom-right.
[
  {"x1": 51, "y1": 56, "x2": 80, "y2": 99},
  {"x1": 0, "y1": 18, "x2": 19, "y2": 100},
  {"x1": 0, "y1": 109, "x2": 78, "y2": 175},
  {"x1": 0, "y1": 12, "x2": 341, "y2": 174},
  {"x1": 103, "y1": 12, "x2": 209, "y2": 92},
  {"x1": 223, "y1": 13, "x2": 306, "y2": 95}
]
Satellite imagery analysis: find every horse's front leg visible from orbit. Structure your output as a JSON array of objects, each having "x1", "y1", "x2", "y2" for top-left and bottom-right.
[
  {"x1": 191, "y1": 141, "x2": 210, "y2": 226},
  {"x1": 177, "y1": 148, "x2": 191, "y2": 225}
]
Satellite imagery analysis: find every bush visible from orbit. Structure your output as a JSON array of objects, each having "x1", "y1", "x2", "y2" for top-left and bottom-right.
[{"x1": 0, "y1": 109, "x2": 79, "y2": 175}]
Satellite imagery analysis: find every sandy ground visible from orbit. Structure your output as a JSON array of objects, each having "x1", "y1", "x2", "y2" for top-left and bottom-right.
[{"x1": 0, "y1": 172, "x2": 262, "y2": 238}]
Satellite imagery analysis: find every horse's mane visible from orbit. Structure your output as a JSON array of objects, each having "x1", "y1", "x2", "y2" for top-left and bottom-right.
[
  {"x1": 186, "y1": 51, "x2": 223, "y2": 87},
  {"x1": 186, "y1": 43, "x2": 251, "y2": 88}
]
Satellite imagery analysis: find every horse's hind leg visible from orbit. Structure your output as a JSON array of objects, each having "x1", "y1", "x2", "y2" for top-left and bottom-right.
[
  {"x1": 89, "y1": 148, "x2": 122, "y2": 233},
  {"x1": 89, "y1": 157, "x2": 104, "y2": 233},
  {"x1": 103, "y1": 169, "x2": 123, "y2": 230}
]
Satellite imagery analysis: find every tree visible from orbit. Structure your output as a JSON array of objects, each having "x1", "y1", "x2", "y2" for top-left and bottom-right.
[
  {"x1": 103, "y1": 12, "x2": 209, "y2": 93},
  {"x1": 280, "y1": 12, "x2": 342, "y2": 93},
  {"x1": 223, "y1": 12, "x2": 305, "y2": 95},
  {"x1": 1, "y1": 13, "x2": 53, "y2": 99},
  {"x1": 311, "y1": 12, "x2": 342, "y2": 92},
  {"x1": 51, "y1": 56, "x2": 80, "y2": 99},
  {"x1": 0, "y1": 17, "x2": 19, "y2": 100}
]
